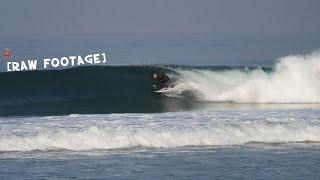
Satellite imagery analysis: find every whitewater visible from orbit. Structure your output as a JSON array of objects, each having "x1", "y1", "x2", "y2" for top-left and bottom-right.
[
  {"x1": 168, "y1": 51, "x2": 320, "y2": 103},
  {"x1": 0, "y1": 108, "x2": 319, "y2": 152}
]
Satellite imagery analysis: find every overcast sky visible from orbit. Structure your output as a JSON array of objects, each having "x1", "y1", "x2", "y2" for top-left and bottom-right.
[{"x1": 0, "y1": 0, "x2": 319, "y2": 36}]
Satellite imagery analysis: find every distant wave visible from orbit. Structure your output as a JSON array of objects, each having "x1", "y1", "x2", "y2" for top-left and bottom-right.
[{"x1": 1, "y1": 50, "x2": 320, "y2": 115}]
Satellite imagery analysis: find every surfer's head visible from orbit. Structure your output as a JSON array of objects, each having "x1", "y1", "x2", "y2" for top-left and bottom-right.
[{"x1": 153, "y1": 73, "x2": 158, "y2": 79}]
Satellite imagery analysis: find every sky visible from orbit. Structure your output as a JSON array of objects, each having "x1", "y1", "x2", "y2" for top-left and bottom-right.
[{"x1": 0, "y1": 0, "x2": 320, "y2": 37}]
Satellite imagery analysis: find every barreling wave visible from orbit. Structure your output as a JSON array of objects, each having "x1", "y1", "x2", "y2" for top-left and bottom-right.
[
  {"x1": 0, "y1": 50, "x2": 320, "y2": 115},
  {"x1": 0, "y1": 65, "x2": 187, "y2": 116}
]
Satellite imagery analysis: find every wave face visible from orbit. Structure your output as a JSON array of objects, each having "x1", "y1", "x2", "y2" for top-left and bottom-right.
[
  {"x1": 0, "y1": 110, "x2": 319, "y2": 152},
  {"x1": 167, "y1": 51, "x2": 320, "y2": 103},
  {"x1": 1, "y1": 51, "x2": 320, "y2": 115},
  {"x1": 0, "y1": 65, "x2": 193, "y2": 116}
]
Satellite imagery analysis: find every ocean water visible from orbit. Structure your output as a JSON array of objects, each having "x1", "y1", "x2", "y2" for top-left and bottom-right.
[
  {"x1": 1, "y1": 33, "x2": 320, "y2": 179},
  {"x1": 1, "y1": 108, "x2": 320, "y2": 179}
]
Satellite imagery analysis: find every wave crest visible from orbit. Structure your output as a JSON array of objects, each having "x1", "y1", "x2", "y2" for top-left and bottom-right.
[{"x1": 169, "y1": 50, "x2": 320, "y2": 103}]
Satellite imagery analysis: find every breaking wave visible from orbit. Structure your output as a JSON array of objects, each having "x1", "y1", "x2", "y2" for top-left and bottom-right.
[
  {"x1": 0, "y1": 111, "x2": 319, "y2": 152},
  {"x1": 167, "y1": 50, "x2": 320, "y2": 103},
  {"x1": 1, "y1": 50, "x2": 320, "y2": 115}
]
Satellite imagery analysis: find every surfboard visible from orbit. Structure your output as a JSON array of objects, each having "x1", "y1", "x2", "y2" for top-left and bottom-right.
[{"x1": 154, "y1": 87, "x2": 172, "y2": 93}]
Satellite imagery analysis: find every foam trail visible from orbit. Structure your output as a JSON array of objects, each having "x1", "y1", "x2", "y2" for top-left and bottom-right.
[{"x1": 170, "y1": 51, "x2": 320, "y2": 103}]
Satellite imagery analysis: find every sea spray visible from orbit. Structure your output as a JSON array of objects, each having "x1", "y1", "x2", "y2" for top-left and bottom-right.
[{"x1": 169, "y1": 50, "x2": 320, "y2": 103}]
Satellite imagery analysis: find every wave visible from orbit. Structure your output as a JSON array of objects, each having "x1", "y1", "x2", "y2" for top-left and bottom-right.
[
  {"x1": 166, "y1": 50, "x2": 320, "y2": 103},
  {"x1": 0, "y1": 112, "x2": 319, "y2": 152},
  {"x1": 0, "y1": 65, "x2": 191, "y2": 116},
  {"x1": 0, "y1": 50, "x2": 320, "y2": 115}
]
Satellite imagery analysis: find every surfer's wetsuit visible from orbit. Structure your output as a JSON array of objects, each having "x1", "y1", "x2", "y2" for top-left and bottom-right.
[{"x1": 152, "y1": 73, "x2": 170, "y2": 90}]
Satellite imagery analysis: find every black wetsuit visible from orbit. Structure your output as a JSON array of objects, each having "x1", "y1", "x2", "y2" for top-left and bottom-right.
[{"x1": 153, "y1": 73, "x2": 170, "y2": 90}]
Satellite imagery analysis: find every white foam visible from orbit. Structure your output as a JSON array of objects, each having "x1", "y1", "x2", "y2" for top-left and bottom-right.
[
  {"x1": 0, "y1": 112, "x2": 319, "y2": 152},
  {"x1": 169, "y1": 50, "x2": 320, "y2": 103}
]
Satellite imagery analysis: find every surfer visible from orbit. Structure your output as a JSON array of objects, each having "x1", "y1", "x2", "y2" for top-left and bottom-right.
[{"x1": 152, "y1": 72, "x2": 170, "y2": 90}]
